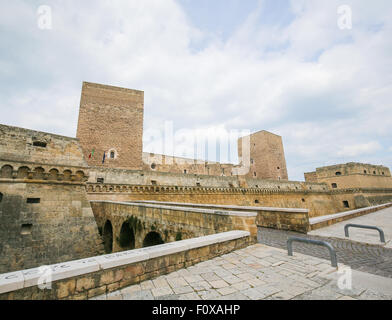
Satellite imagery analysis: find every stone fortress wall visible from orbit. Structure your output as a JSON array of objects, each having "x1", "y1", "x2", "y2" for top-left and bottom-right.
[
  {"x1": 305, "y1": 162, "x2": 392, "y2": 190},
  {"x1": 0, "y1": 125, "x2": 104, "y2": 273}
]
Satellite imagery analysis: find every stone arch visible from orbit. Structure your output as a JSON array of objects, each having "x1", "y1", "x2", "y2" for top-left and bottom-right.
[
  {"x1": 119, "y1": 222, "x2": 135, "y2": 250},
  {"x1": 103, "y1": 220, "x2": 113, "y2": 254},
  {"x1": 75, "y1": 170, "x2": 85, "y2": 182},
  {"x1": 17, "y1": 166, "x2": 30, "y2": 179},
  {"x1": 48, "y1": 168, "x2": 59, "y2": 180},
  {"x1": 87, "y1": 185, "x2": 94, "y2": 192},
  {"x1": 33, "y1": 167, "x2": 45, "y2": 180},
  {"x1": 63, "y1": 170, "x2": 72, "y2": 181},
  {"x1": 143, "y1": 231, "x2": 164, "y2": 248},
  {"x1": 1, "y1": 165, "x2": 13, "y2": 179}
]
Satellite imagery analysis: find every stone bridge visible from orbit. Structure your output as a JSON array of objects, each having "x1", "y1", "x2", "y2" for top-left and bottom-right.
[{"x1": 90, "y1": 201, "x2": 257, "y2": 254}]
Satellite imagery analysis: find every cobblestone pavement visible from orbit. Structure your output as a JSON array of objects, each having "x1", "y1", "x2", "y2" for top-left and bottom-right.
[
  {"x1": 309, "y1": 206, "x2": 392, "y2": 248},
  {"x1": 258, "y1": 227, "x2": 392, "y2": 278},
  {"x1": 91, "y1": 244, "x2": 392, "y2": 300}
]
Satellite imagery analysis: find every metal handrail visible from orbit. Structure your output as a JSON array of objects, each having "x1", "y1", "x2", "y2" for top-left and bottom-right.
[
  {"x1": 344, "y1": 224, "x2": 386, "y2": 243},
  {"x1": 287, "y1": 237, "x2": 338, "y2": 268}
]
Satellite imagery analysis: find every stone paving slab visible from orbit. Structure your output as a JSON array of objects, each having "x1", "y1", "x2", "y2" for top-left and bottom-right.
[
  {"x1": 258, "y1": 227, "x2": 392, "y2": 278},
  {"x1": 91, "y1": 244, "x2": 392, "y2": 300},
  {"x1": 309, "y1": 206, "x2": 392, "y2": 247}
]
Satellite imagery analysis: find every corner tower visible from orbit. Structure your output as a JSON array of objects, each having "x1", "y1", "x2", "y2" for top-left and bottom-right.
[
  {"x1": 76, "y1": 82, "x2": 144, "y2": 170},
  {"x1": 238, "y1": 130, "x2": 288, "y2": 180}
]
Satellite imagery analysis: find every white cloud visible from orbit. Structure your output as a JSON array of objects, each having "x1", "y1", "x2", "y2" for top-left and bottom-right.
[
  {"x1": 1, "y1": 0, "x2": 392, "y2": 180},
  {"x1": 337, "y1": 141, "x2": 382, "y2": 157}
]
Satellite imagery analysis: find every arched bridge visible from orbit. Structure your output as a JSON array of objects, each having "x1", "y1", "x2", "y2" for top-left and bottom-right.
[{"x1": 90, "y1": 200, "x2": 257, "y2": 254}]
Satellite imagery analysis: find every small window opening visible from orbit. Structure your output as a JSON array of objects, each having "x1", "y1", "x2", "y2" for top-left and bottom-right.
[
  {"x1": 151, "y1": 163, "x2": 156, "y2": 170},
  {"x1": 302, "y1": 198, "x2": 306, "y2": 202},
  {"x1": 27, "y1": 198, "x2": 40, "y2": 204},
  {"x1": 184, "y1": 170, "x2": 187, "y2": 174},
  {"x1": 196, "y1": 182, "x2": 201, "y2": 187},
  {"x1": 110, "y1": 151, "x2": 115, "y2": 159},
  {"x1": 97, "y1": 178, "x2": 104, "y2": 184},
  {"x1": 335, "y1": 172, "x2": 342, "y2": 176},
  {"x1": 254, "y1": 172, "x2": 257, "y2": 177},
  {"x1": 373, "y1": 171, "x2": 376, "y2": 174},
  {"x1": 33, "y1": 141, "x2": 47, "y2": 148},
  {"x1": 21, "y1": 224, "x2": 33, "y2": 235},
  {"x1": 364, "y1": 170, "x2": 367, "y2": 174},
  {"x1": 343, "y1": 201, "x2": 350, "y2": 208},
  {"x1": 255, "y1": 200, "x2": 260, "y2": 204},
  {"x1": 151, "y1": 180, "x2": 157, "y2": 185},
  {"x1": 331, "y1": 183, "x2": 338, "y2": 189},
  {"x1": 0, "y1": 192, "x2": 2, "y2": 202},
  {"x1": 382, "y1": 172, "x2": 385, "y2": 175},
  {"x1": 277, "y1": 167, "x2": 280, "y2": 170}
]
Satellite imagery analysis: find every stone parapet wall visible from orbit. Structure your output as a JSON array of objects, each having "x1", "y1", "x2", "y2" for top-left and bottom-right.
[
  {"x1": 309, "y1": 202, "x2": 392, "y2": 230},
  {"x1": 86, "y1": 183, "x2": 392, "y2": 218},
  {"x1": 0, "y1": 231, "x2": 251, "y2": 300},
  {"x1": 0, "y1": 124, "x2": 87, "y2": 167},
  {"x1": 131, "y1": 200, "x2": 310, "y2": 233}
]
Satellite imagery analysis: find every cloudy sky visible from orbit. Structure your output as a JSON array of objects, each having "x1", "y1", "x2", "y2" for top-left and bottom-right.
[{"x1": 1, "y1": 0, "x2": 391, "y2": 181}]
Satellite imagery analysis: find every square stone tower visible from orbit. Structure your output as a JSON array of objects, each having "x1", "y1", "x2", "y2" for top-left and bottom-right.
[
  {"x1": 238, "y1": 130, "x2": 288, "y2": 180},
  {"x1": 76, "y1": 82, "x2": 144, "y2": 170}
]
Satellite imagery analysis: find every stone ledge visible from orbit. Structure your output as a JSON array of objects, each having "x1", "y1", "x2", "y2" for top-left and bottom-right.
[
  {"x1": 310, "y1": 202, "x2": 392, "y2": 230},
  {"x1": 128, "y1": 200, "x2": 310, "y2": 233},
  {"x1": 0, "y1": 230, "x2": 250, "y2": 297},
  {"x1": 91, "y1": 200, "x2": 257, "y2": 217},
  {"x1": 131, "y1": 200, "x2": 309, "y2": 214}
]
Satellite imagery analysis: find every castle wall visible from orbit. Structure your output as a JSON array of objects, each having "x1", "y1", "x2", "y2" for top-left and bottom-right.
[
  {"x1": 0, "y1": 124, "x2": 87, "y2": 167},
  {"x1": 142, "y1": 153, "x2": 236, "y2": 176},
  {"x1": 0, "y1": 125, "x2": 104, "y2": 273},
  {"x1": 86, "y1": 182, "x2": 345, "y2": 217},
  {"x1": 87, "y1": 167, "x2": 326, "y2": 191},
  {"x1": 76, "y1": 82, "x2": 144, "y2": 170}
]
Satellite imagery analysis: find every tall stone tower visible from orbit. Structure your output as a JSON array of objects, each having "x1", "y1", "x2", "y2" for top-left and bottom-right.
[
  {"x1": 76, "y1": 82, "x2": 144, "y2": 170},
  {"x1": 238, "y1": 130, "x2": 288, "y2": 181}
]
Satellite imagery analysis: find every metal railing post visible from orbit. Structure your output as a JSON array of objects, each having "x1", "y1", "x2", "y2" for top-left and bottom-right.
[
  {"x1": 287, "y1": 237, "x2": 338, "y2": 268},
  {"x1": 344, "y1": 224, "x2": 386, "y2": 243}
]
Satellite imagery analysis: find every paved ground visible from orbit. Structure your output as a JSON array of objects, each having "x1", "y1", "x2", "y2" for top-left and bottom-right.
[
  {"x1": 258, "y1": 227, "x2": 392, "y2": 278},
  {"x1": 91, "y1": 244, "x2": 392, "y2": 300},
  {"x1": 309, "y1": 206, "x2": 392, "y2": 248}
]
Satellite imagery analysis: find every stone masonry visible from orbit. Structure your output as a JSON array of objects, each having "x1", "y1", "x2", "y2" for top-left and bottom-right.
[
  {"x1": 0, "y1": 125, "x2": 104, "y2": 273},
  {"x1": 76, "y1": 82, "x2": 144, "y2": 170}
]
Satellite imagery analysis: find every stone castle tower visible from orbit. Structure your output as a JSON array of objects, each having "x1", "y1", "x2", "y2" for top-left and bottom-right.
[
  {"x1": 76, "y1": 82, "x2": 144, "y2": 170},
  {"x1": 238, "y1": 130, "x2": 288, "y2": 181}
]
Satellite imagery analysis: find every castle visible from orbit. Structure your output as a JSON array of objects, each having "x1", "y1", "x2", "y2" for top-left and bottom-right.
[
  {"x1": 76, "y1": 82, "x2": 288, "y2": 181},
  {"x1": 1, "y1": 81, "x2": 392, "y2": 276}
]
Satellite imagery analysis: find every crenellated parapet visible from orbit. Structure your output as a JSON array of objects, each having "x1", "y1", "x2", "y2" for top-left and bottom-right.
[{"x1": 86, "y1": 182, "x2": 330, "y2": 195}]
